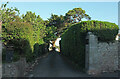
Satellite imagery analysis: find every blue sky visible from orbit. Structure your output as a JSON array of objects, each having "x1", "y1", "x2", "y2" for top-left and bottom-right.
[
  {"x1": 2, "y1": 2, "x2": 118, "y2": 25},
  {"x1": 1, "y1": 0, "x2": 119, "y2": 2}
]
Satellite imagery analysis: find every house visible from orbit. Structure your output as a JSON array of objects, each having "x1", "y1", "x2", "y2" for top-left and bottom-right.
[{"x1": 116, "y1": 33, "x2": 120, "y2": 40}]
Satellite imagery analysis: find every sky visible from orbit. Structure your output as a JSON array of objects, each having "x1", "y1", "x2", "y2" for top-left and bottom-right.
[
  {"x1": 1, "y1": 0, "x2": 120, "y2": 2},
  {"x1": 1, "y1": 2, "x2": 118, "y2": 25}
]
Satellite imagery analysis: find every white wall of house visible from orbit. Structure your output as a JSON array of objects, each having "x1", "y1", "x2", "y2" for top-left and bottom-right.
[
  {"x1": 55, "y1": 38, "x2": 61, "y2": 46},
  {"x1": 48, "y1": 38, "x2": 61, "y2": 51},
  {"x1": 55, "y1": 38, "x2": 61, "y2": 52},
  {"x1": 49, "y1": 41, "x2": 52, "y2": 51}
]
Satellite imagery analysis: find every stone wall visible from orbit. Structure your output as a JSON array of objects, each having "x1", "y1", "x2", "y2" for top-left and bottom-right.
[
  {"x1": 86, "y1": 32, "x2": 119, "y2": 75},
  {"x1": 0, "y1": 41, "x2": 2, "y2": 78},
  {"x1": 2, "y1": 58, "x2": 28, "y2": 77},
  {"x1": 2, "y1": 57, "x2": 36, "y2": 77},
  {"x1": 97, "y1": 42, "x2": 118, "y2": 72},
  {"x1": 118, "y1": 42, "x2": 120, "y2": 70},
  {"x1": 0, "y1": 21, "x2": 2, "y2": 78},
  {"x1": 2, "y1": 53, "x2": 47, "y2": 77}
]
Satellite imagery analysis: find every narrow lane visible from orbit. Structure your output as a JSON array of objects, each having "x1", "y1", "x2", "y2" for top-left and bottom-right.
[
  {"x1": 26, "y1": 51, "x2": 119, "y2": 77},
  {"x1": 26, "y1": 51, "x2": 91, "y2": 77}
]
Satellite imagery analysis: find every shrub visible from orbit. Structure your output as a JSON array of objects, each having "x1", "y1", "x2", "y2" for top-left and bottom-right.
[
  {"x1": 13, "y1": 51, "x2": 20, "y2": 62},
  {"x1": 2, "y1": 22, "x2": 45, "y2": 62},
  {"x1": 33, "y1": 43, "x2": 40, "y2": 57},
  {"x1": 2, "y1": 48, "x2": 6, "y2": 63},
  {"x1": 39, "y1": 43, "x2": 49, "y2": 55}
]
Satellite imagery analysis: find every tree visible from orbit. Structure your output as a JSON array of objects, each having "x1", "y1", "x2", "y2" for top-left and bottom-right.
[
  {"x1": 65, "y1": 8, "x2": 91, "y2": 23},
  {"x1": 0, "y1": 2, "x2": 20, "y2": 26},
  {"x1": 45, "y1": 8, "x2": 91, "y2": 49},
  {"x1": 45, "y1": 14, "x2": 65, "y2": 48},
  {"x1": 43, "y1": 25, "x2": 57, "y2": 43},
  {"x1": 47, "y1": 14, "x2": 64, "y2": 27},
  {"x1": 46, "y1": 14, "x2": 65, "y2": 34},
  {"x1": 1, "y1": 2, "x2": 20, "y2": 43},
  {"x1": 2, "y1": 22, "x2": 33, "y2": 55},
  {"x1": 22, "y1": 11, "x2": 46, "y2": 44}
]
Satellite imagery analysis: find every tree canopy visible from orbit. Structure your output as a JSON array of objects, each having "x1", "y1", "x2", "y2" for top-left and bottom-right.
[
  {"x1": 1, "y1": 2, "x2": 49, "y2": 62},
  {"x1": 21, "y1": 11, "x2": 46, "y2": 44},
  {"x1": 44, "y1": 8, "x2": 91, "y2": 44},
  {"x1": 65, "y1": 8, "x2": 91, "y2": 23}
]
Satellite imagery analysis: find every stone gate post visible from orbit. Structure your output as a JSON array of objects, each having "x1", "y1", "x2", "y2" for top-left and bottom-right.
[{"x1": 86, "y1": 32, "x2": 98, "y2": 75}]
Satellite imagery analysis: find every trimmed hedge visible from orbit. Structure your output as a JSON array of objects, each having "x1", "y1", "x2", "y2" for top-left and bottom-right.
[{"x1": 61, "y1": 20, "x2": 119, "y2": 69}]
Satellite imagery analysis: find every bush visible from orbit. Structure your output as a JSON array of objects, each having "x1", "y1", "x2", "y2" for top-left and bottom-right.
[
  {"x1": 33, "y1": 43, "x2": 40, "y2": 57},
  {"x1": 39, "y1": 43, "x2": 49, "y2": 55},
  {"x1": 2, "y1": 48, "x2": 6, "y2": 63},
  {"x1": 61, "y1": 20, "x2": 119, "y2": 69},
  {"x1": 13, "y1": 51, "x2": 20, "y2": 62},
  {"x1": 25, "y1": 50, "x2": 35, "y2": 62},
  {"x1": 2, "y1": 22, "x2": 45, "y2": 62}
]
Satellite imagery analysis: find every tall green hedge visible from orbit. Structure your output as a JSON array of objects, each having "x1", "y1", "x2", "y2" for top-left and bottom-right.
[{"x1": 61, "y1": 20, "x2": 119, "y2": 69}]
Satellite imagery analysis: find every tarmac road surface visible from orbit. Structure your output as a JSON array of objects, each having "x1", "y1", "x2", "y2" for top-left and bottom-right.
[{"x1": 26, "y1": 51, "x2": 119, "y2": 77}]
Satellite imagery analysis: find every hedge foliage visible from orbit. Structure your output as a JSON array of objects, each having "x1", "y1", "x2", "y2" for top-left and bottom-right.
[
  {"x1": 2, "y1": 22, "x2": 34, "y2": 57},
  {"x1": 61, "y1": 20, "x2": 119, "y2": 69},
  {"x1": 2, "y1": 21, "x2": 47, "y2": 62},
  {"x1": 26, "y1": 43, "x2": 49, "y2": 62}
]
